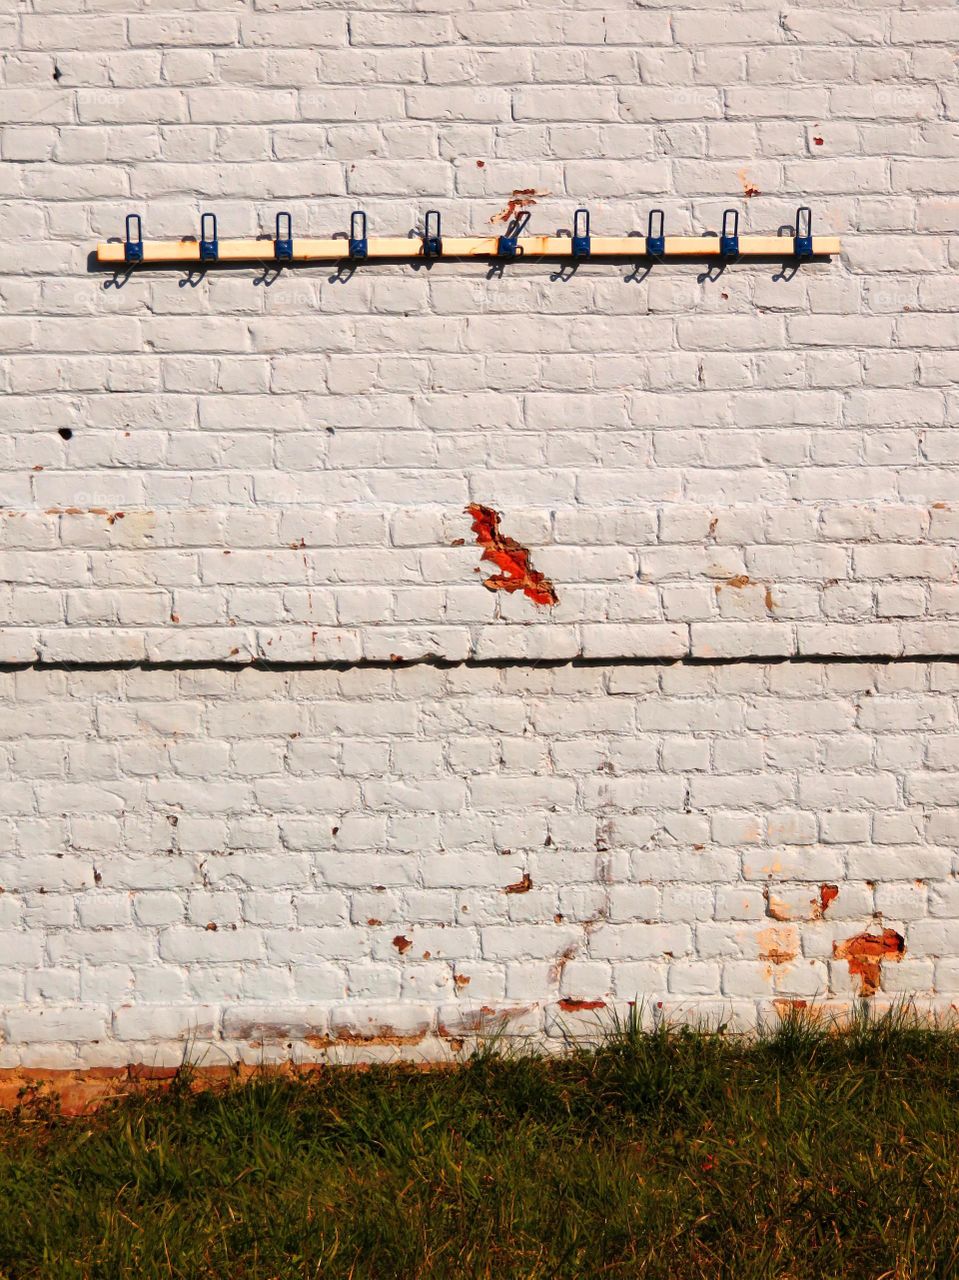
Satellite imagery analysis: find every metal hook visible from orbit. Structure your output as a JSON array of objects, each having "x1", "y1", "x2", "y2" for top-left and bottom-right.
[
  {"x1": 720, "y1": 209, "x2": 739, "y2": 259},
  {"x1": 646, "y1": 209, "x2": 665, "y2": 259},
  {"x1": 349, "y1": 210, "x2": 367, "y2": 260},
  {"x1": 794, "y1": 205, "x2": 813, "y2": 259},
  {"x1": 200, "y1": 212, "x2": 218, "y2": 262},
  {"x1": 423, "y1": 209, "x2": 442, "y2": 258},
  {"x1": 274, "y1": 211, "x2": 293, "y2": 261},
  {"x1": 124, "y1": 214, "x2": 143, "y2": 265},
  {"x1": 572, "y1": 208, "x2": 590, "y2": 258},
  {"x1": 497, "y1": 209, "x2": 531, "y2": 258}
]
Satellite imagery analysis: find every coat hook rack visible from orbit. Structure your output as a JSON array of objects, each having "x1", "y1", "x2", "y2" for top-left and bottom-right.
[{"x1": 97, "y1": 206, "x2": 840, "y2": 268}]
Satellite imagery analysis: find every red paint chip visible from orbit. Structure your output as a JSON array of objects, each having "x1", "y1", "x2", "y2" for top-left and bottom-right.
[{"x1": 465, "y1": 504, "x2": 558, "y2": 607}]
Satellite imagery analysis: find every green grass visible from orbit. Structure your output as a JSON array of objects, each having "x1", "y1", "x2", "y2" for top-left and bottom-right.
[{"x1": 3, "y1": 1007, "x2": 959, "y2": 1278}]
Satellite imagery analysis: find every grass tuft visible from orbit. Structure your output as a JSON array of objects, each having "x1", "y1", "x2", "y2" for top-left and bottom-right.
[{"x1": 2, "y1": 1006, "x2": 959, "y2": 1278}]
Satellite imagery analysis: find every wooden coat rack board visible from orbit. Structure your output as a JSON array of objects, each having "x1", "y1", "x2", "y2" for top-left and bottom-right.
[{"x1": 96, "y1": 208, "x2": 840, "y2": 268}]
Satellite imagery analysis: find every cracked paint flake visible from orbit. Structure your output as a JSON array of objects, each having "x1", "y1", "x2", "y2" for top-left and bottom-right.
[
  {"x1": 465, "y1": 504, "x2": 558, "y2": 607},
  {"x1": 834, "y1": 929, "x2": 905, "y2": 996},
  {"x1": 438, "y1": 1005, "x2": 533, "y2": 1038},
  {"x1": 489, "y1": 188, "x2": 549, "y2": 224},
  {"x1": 757, "y1": 925, "x2": 798, "y2": 967},
  {"x1": 818, "y1": 884, "x2": 839, "y2": 915}
]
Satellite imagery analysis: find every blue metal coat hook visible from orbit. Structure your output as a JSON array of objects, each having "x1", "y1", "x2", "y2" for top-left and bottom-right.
[
  {"x1": 423, "y1": 210, "x2": 442, "y2": 258},
  {"x1": 497, "y1": 209, "x2": 531, "y2": 258},
  {"x1": 349, "y1": 210, "x2": 367, "y2": 259},
  {"x1": 572, "y1": 208, "x2": 590, "y2": 258},
  {"x1": 274, "y1": 211, "x2": 293, "y2": 261},
  {"x1": 794, "y1": 206, "x2": 813, "y2": 259},
  {"x1": 124, "y1": 214, "x2": 143, "y2": 265},
  {"x1": 646, "y1": 209, "x2": 665, "y2": 258},
  {"x1": 720, "y1": 209, "x2": 739, "y2": 259},
  {"x1": 200, "y1": 212, "x2": 218, "y2": 262}
]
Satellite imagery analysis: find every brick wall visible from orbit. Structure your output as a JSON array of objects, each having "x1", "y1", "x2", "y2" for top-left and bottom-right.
[
  {"x1": 2, "y1": 661, "x2": 958, "y2": 1066},
  {"x1": 1, "y1": 0, "x2": 958, "y2": 1065}
]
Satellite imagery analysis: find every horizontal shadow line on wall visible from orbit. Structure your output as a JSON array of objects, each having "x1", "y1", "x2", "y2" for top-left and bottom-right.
[{"x1": 2, "y1": 654, "x2": 958, "y2": 675}]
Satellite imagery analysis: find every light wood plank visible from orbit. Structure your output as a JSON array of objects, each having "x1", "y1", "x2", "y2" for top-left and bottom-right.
[
  {"x1": 359, "y1": 236, "x2": 425, "y2": 257},
  {"x1": 283, "y1": 238, "x2": 351, "y2": 259},
  {"x1": 440, "y1": 236, "x2": 502, "y2": 256}
]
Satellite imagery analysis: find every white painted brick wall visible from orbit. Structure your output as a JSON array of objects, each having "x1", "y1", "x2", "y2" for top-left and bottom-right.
[
  {"x1": 1, "y1": 0, "x2": 958, "y2": 1062},
  {"x1": 0, "y1": 663, "x2": 958, "y2": 1066}
]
